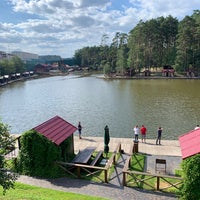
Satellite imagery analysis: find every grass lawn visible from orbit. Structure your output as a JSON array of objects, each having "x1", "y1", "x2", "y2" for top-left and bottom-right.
[
  {"x1": 0, "y1": 182, "x2": 108, "y2": 200},
  {"x1": 127, "y1": 153, "x2": 182, "y2": 194},
  {"x1": 0, "y1": 151, "x2": 118, "y2": 199}
]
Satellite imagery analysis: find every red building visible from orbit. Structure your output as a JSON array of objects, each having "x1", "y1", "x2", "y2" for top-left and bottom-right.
[
  {"x1": 179, "y1": 128, "x2": 200, "y2": 159},
  {"x1": 32, "y1": 116, "x2": 77, "y2": 160},
  {"x1": 162, "y1": 65, "x2": 175, "y2": 77}
]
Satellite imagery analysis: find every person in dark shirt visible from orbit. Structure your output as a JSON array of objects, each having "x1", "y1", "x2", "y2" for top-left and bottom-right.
[
  {"x1": 78, "y1": 122, "x2": 82, "y2": 139},
  {"x1": 156, "y1": 127, "x2": 163, "y2": 145}
]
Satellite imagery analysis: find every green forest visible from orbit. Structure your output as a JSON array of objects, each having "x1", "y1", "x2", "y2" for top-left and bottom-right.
[
  {"x1": 74, "y1": 10, "x2": 200, "y2": 76},
  {"x1": 0, "y1": 56, "x2": 25, "y2": 76},
  {"x1": 1, "y1": 10, "x2": 200, "y2": 77}
]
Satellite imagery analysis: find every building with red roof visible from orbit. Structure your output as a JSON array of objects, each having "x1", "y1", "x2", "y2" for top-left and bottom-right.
[
  {"x1": 32, "y1": 115, "x2": 77, "y2": 160},
  {"x1": 33, "y1": 115, "x2": 77, "y2": 146},
  {"x1": 179, "y1": 128, "x2": 200, "y2": 159}
]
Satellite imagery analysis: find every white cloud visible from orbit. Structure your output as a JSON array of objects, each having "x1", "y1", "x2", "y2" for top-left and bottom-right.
[
  {"x1": 0, "y1": 23, "x2": 14, "y2": 32},
  {"x1": 80, "y1": 0, "x2": 110, "y2": 8},
  {"x1": 1, "y1": 0, "x2": 199, "y2": 57},
  {"x1": 129, "y1": 0, "x2": 199, "y2": 19}
]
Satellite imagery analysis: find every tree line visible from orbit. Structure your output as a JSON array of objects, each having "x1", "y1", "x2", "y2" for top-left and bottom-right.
[
  {"x1": 1, "y1": 10, "x2": 199, "y2": 77},
  {"x1": 0, "y1": 56, "x2": 25, "y2": 76},
  {"x1": 74, "y1": 10, "x2": 200, "y2": 76}
]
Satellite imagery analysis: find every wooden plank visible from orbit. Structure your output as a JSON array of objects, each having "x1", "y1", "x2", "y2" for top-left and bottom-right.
[{"x1": 90, "y1": 150, "x2": 103, "y2": 166}]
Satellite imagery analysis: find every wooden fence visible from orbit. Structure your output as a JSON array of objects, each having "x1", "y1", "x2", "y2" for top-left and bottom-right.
[
  {"x1": 56, "y1": 142, "x2": 121, "y2": 183},
  {"x1": 122, "y1": 145, "x2": 183, "y2": 192}
]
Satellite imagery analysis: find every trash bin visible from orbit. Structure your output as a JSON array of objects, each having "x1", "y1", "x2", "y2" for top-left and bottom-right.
[{"x1": 133, "y1": 140, "x2": 139, "y2": 153}]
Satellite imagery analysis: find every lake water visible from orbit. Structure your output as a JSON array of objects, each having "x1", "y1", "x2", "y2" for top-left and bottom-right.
[{"x1": 0, "y1": 75, "x2": 199, "y2": 140}]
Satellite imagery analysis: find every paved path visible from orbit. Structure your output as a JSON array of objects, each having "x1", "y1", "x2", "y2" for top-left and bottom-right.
[
  {"x1": 17, "y1": 136, "x2": 182, "y2": 199},
  {"x1": 73, "y1": 136, "x2": 181, "y2": 157}
]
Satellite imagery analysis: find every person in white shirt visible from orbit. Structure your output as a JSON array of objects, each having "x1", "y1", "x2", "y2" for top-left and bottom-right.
[
  {"x1": 194, "y1": 125, "x2": 199, "y2": 130},
  {"x1": 133, "y1": 125, "x2": 139, "y2": 141}
]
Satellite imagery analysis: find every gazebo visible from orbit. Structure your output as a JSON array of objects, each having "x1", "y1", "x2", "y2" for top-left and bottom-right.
[{"x1": 179, "y1": 128, "x2": 200, "y2": 159}]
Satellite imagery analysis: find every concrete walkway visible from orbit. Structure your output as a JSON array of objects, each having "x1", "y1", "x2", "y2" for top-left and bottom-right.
[
  {"x1": 73, "y1": 136, "x2": 181, "y2": 157},
  {"x1": 17, "y1": 136, "x2": 182, "y2": 200}
]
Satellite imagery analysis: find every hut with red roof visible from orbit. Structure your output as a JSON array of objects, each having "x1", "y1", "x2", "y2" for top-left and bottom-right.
[
  {"x1": 17, "y1": 116, "x2": 78, "y2": 177},
  {"x1": 179, "y1": 127, "x2": 200, "y2": 159},
  {"x1": 32, "y1": 115, "x2": 77, "y2": 160}
]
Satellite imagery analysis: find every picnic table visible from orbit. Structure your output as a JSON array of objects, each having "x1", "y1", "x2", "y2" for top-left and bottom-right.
[{"x1": 72, "y1": 147, "x2": 96, "y2": 164}]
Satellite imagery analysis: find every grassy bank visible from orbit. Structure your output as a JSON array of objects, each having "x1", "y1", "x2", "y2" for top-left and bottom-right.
[{"x1": 0, "y1": 182, "x2": 108, "y2": 200}]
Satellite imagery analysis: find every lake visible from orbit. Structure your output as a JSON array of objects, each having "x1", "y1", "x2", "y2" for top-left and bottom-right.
[{"x1": 0, "y1": 75, "x2": 199, "y2": 140}]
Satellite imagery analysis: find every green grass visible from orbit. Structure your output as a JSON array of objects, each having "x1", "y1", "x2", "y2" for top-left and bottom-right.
[
  {"x1": 53, "y1": 151, "x2": 118, "y2": 183},
  {"x1": 126, "y1": 153, "x2": 182, "y2": 194},
  {"x1": 175, "y1": 169, "x2": 183, "y2": 177},
  {"x1": 129, "y1": 153, "x2": 146, "y2": 171},
  {"x1": 80, "y1": 152, "x2": 119, "y2": 182},
  {"x1": 0, "y1": 182, "x2": 108, "y2": 200}
]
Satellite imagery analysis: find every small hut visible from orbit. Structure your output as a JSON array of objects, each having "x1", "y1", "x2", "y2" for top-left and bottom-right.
[
  {"x1": 16, "y1": 116, "x2": 77, "y2": 177},
  {"x1": 179, "y1": 128, "x2": 200, "y2": 159},
  {"x1": 162, "y1": 65, "x2": 175, "y2": 77},
  {"x1": 33, "y1": 115, "x2": 77, "y2": 161}
]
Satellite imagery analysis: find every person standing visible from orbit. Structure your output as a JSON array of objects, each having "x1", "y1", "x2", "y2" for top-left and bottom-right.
[
  {"x1": 104, "y1": 125, "x2": 110, "y2": 156},
  {"x1": 133, "y1": 125, "x2": 139, "y2": 141},
  {"x1": 156, "y1": 127, "x2": 163, "y2": 145},
  {"x1": 194, "y1": 125, "x2": 199, "y2": 130},
  {"x1": 78, "y1": 122, "x2": 82, "y2": 139},
  {"x1": 140, "y1": 125, "x2": 147, "y2": 143}
]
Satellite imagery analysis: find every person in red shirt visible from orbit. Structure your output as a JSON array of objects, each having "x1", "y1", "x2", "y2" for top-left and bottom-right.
[{"x1": 140, "y1": 125, "x2": 147, "y2": 143}]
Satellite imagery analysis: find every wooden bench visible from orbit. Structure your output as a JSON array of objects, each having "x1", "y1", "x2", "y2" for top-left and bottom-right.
[{"x1": 90, "y1": 150, "x2": 103, "y2": 166}]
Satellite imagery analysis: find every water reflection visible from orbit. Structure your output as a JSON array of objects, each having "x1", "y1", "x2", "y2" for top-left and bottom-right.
[{"x1": 0, "y1": 75, "x2": 199, "y2": 140}]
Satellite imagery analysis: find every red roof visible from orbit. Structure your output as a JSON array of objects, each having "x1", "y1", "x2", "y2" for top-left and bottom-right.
[
  {"x1": 33, "y1": 116, "x2": 77, "y2": 145},
  {"x1": 179, "y1": 128, "x2": 200, "y2": 159}
]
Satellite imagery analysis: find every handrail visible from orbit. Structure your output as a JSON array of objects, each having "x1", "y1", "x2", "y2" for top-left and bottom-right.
[
  {"x1": 124, "y1": 169, "x2": 183, "y2": 180},
  {"x1": 122, "y1": 153, "x2": 183, "y2": 191},
  {"x1": 56, "y1": 142, "x2": 122, "y2": 183},
  {"x1": 56, "y1": 161, "x2": 105, "y2": 170},
  {"x1": 105, "y1": 142, "x2": 121, "y2": 168}
]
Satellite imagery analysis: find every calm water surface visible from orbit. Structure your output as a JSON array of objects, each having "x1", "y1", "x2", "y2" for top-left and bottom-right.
[{"x1": 0, "y1": 75, "x2": 199, "y2": 140}]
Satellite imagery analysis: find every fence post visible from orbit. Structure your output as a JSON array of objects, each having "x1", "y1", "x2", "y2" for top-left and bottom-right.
[
  {"x1": 123, "y1": 171, "x2": 126, "y2": 186},
  {"x1": 77, "y1": 166, "x2": 81, "y2": 178},
  {"x1": 119, "y1": 143, "x2": 121, "y2": 152},
  {"x1": 156, "y1": 176, "x2": 160, "y2": 190},
  {"x1": 113, "y1": 154, "x2": 116, "y2": 165},
  {"x1": 104, "y1": 169, "x2": 108, "y2": 183}
]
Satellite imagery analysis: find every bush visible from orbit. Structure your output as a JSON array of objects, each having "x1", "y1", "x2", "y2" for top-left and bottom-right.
[
  {"x1": 17, "y1": 130, "x2": 63, "y2": 178},
  {"x1": 0, "y1": 120, "x2": 18, "y2": 195},
  {"x1": 180, "y1": 154, "x2": 200, "y2": 200}
]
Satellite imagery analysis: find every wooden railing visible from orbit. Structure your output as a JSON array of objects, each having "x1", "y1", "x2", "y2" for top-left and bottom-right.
[
  {"x1": 122, "y1": 144, "x2": 183, "y2": 192},
  {"x1": 123, "y1": 167, "x2": 183, "y2": 191},
  {"x1": 56, "y1": 142, "x2": 121, "y2": 183}
]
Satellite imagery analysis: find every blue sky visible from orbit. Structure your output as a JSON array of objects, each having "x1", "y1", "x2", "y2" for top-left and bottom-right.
[{"x1": 0, "y1": 0, "x2": 199, "y2": 58}]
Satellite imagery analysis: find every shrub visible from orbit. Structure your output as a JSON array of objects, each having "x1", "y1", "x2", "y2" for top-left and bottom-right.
[
  {"x1": 17, "y1": 130, "x2": 62, "y2": 178},
  {"x1": 180, "y1": 154, "x2": 200, "y2": 200},
  {"x1": 0, "y1": 120, "x2": 18, "y2": 195}
]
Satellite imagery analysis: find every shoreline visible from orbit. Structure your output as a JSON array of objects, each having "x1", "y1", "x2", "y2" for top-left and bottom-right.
[
  {"x1": 99, "y1": 74, "x2": 200, "y2": 80},
  {"x1": 1, "y1": 72, "x2": 200, "y2": 88},
  {"x1": 73, "y1": 136, "x2": 182, "y2": 157},
  {"x1": 11, "y1": 134, "x2": 181, "y2": 157}
]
